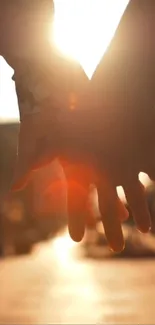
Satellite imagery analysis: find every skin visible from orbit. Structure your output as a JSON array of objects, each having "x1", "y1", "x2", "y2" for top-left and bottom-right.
[{"x1": 1, "y1": 0, "x2": 155, "y2": 252}]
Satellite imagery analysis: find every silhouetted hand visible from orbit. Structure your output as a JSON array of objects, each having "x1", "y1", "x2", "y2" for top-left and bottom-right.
[
  {"x1": 10, "y1": 92, "x2": 153, "y2": 253},
  {"x1": 26, "y1": 104, "x2": 153, "y2": 252},
  {"x1": 5, "y1": 0, "x2": 155, "y2": 252}
]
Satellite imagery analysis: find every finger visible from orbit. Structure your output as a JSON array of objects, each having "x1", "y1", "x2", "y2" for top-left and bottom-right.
[
  {"x1": 123, "y1": 178, "x2": 151, "y2": 233},
  {"x1": 117, "y1": 198, "x2": 129, "y2": 222},
  {"x1": 87, "y1": 184, "x2": 101, "y2": 222},
  {"x1": 64, "y1": 164, "x2": 93, "y2": 242},
  {"x1": 97, "y1": 175, "x2": 124, "y2": 253},
  {"x1": 142, "y1": 148, "x2": 155, "y2": 181},
  {"x1": 146, "y1": 162, "x2": 155, "y2": 181},
  {"x1": 147, "y1": 171, "x2": 155, "y2": 182},
  {"x1": 86, "y1": 185, "x2": 128, "y2": 224},
  {"x1": 67, "y1": 179, "x2": 88, "y2": 242}
]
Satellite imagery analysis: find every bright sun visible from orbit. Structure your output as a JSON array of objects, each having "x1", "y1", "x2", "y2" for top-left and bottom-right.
[
  {"x1": 0, "y1": 0, "x2": 129, "y2": 122},
  {"x1": 53, "y1": 0, "x2": 129, "y2": 79}
]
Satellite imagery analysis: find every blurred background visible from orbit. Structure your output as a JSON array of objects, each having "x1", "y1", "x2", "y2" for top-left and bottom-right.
[{"x1": 1, "y1": 0, "x2": 155, "y2": 324}]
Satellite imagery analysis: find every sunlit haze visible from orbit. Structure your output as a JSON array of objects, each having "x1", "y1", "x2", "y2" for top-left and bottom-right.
[
  {"x1": 53, "y1": 0, "x2": 129, "y2": 79},
  {"x1": 0, "y1": 56, "x2": 19, "y2": 123}
]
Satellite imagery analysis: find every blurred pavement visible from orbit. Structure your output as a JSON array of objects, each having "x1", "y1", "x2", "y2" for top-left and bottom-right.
[{"x1": 0, "y1": 230, "x2": 155, "y2": 324}]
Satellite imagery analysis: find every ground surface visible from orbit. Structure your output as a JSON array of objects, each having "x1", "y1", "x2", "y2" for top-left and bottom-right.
[{"x1": 0, "y1": 230, "x2": 155, "y2": 324}]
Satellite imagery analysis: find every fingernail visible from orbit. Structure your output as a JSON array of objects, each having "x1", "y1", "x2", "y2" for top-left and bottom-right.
[
  {"x1": 137, "y1": 224, "x2": 152, "y2": 234},
  {"x1": 109, "y1": 238, "x2": 125, "y2": 253}
]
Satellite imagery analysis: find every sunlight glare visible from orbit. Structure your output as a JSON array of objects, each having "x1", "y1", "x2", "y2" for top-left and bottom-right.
[
  {"x1": 0, "y1": 1, "x2": 129, "y2": 121},
  {"x1": 52, "y1": 229, "x2": 78, "y2": 264},
  {"x1": 0, "y1": 57, "x2": 19, "y2": 123},
  {"x1": 53, "y1": 0, "x2": 129, "y2": 79}
]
